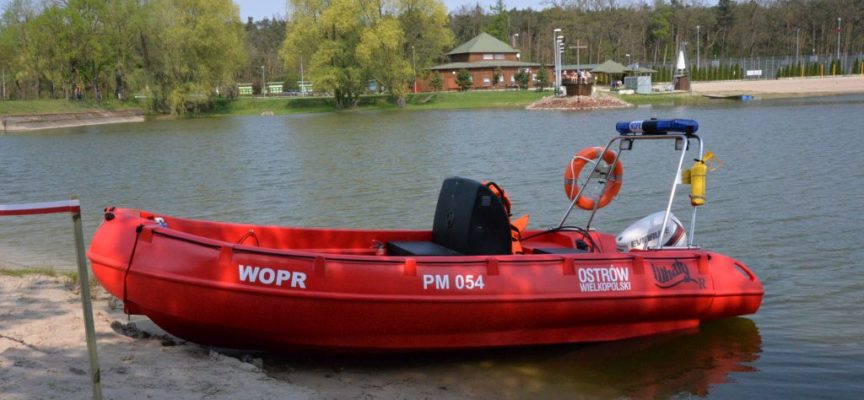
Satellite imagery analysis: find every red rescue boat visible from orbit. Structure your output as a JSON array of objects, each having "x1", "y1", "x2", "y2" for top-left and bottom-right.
[{"x1": 88, "y1": 119, "x2": 763, "y2": 351}]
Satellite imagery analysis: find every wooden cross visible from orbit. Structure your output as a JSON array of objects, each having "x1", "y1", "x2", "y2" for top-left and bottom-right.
[{"x1": 569, "y1": 40, "x2": 588, "y2": 65}]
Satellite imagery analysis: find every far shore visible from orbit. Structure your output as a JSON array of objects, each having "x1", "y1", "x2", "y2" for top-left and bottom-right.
[
  {"x1": 1, "y1": 109, "x2": 146, "y2": 133},
  {"x1": 1, "y1": 76, "x2": 862, "y2": 131},
  {"x1": 690, "y1": 75, "x2": 864, "y2": 96}
]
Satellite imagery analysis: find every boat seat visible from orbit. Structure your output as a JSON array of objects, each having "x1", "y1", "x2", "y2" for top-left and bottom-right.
[
  {"x1": 386, "y1": 241, "x2": 462, "y2": 257},
  {"x1": 387, "y1": 177, "x2": 512, "y2": 256},
  {"x1": 531, "y1": 247, "x2": 590, "y2": 255}
]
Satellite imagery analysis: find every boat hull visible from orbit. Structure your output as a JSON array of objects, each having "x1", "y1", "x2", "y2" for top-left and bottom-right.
[{"x1": 88, "y1": 208, "x2": 763, "y2": 351}]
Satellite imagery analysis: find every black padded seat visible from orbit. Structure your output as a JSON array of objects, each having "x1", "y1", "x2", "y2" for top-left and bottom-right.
[
  {"x1": 388, "y1": 177, "x2": 512, "y2": 256},
  {"x1": 386, "y1": 241, "x2": 462, "y2": 256},
  {"x1": 531, "y1": 248, "x2": 589, "y2": 255}
]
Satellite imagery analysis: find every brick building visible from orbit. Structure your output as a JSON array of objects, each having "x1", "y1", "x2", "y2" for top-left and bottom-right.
[{"x1": 425, "y1": 32, "x2": 552, "y2": 91}]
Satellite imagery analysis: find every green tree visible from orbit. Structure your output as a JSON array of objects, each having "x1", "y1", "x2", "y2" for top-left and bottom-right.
[
  {"x1": 0, "y1": 0, "x2": 45, "y2": 99},
  {"x1": 398, "y1": 0, "x2": 454, "y2": 70},
  {"x1": 455, "y1": 68, "x2": 472, "y2": 91},
  {"x1": 147, "y1": 0, "x2": 246, "y2": 113},
  {"x1": 535, "y1": 65, "x2": 548, "y2": 91},
  {"x1": 357, "y1": 18, "x2": 413, "y2": 101},
  {"x1": 515, "y1": 69, "x2": 529, "y2": 89},
  {"x1": 429, "y1": 73, "x2": 443, "y2": 91},
  {"x1": 485, "y1": 0, "x2": 508, "y2": 43},
  {"x1": 281, "y1": 0, "x2": 451, "y2": 108},
  {"x1": 244, "y1": 17, "x2": 288, "y2": 89},
  {"x1": 493, "y1": 67, "x2": 502, "y2": 88}
]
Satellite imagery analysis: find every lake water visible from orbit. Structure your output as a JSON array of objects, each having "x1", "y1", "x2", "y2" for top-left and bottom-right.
[{"x1": 2, "y1": 95, "x2": 864, "y2": 398}]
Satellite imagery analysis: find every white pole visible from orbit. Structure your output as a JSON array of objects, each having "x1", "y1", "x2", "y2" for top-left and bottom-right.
[
  {"x1": 70, "y1": 198, "x2": 103, "y2": 400},
  {"x1": 556, "y1": 37, "x2": 564, "y2": 95},
  {"x1": 553, "y1": 28, "x2": 561, "y2": 94}
]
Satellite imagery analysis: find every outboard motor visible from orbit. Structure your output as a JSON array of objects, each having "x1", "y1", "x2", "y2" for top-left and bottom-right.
[{"x1": 616, "y1": 211, "x2": 688, "y2": 251}]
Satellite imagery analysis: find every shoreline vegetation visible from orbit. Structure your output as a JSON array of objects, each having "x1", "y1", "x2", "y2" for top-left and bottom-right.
[{"x1": 1, "y1": 76, "x2": 863, "y2": 130}]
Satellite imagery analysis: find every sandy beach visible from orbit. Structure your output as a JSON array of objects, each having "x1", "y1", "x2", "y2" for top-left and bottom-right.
[
  {"x1": 0, "y1": 274, "x2": 315, "y2": 399},
  {"x1": 0, "y1": 274, "x2": 538, "y2": 400},
  {"x1": 690, "y1": 75, "x2": 864, "y2": 96}
]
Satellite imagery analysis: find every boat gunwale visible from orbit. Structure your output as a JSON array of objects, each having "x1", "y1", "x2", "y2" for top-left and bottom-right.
[{"x1": 144, "y1": 223, "x2": 708, "y2": 264}]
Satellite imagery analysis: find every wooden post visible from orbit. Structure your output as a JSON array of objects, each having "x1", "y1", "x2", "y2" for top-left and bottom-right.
[{"x1": 70, "y1": 197, "x2": 103, "y2": 400}]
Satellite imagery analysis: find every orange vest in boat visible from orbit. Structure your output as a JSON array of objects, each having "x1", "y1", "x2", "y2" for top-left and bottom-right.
[{"x1": 484, "y1": 181, "x2": 529, "y2": 255}]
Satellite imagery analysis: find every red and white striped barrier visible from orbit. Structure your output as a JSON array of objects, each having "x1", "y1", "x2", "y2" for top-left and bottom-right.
[{"x1": 0, "y1": 199, "x2": 81, "y2": 216}]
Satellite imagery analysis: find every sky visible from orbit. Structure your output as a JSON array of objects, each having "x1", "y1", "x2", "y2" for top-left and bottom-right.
[{"x1": 234, "y1": 0, "x2": 550, "y2": 21}]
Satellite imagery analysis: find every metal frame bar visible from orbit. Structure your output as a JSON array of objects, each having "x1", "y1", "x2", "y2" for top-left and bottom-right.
[
  {"x1": 0, "y1": 198, "x2": 102, "y2": 400},
  {"x1": 558, "y1": 132, "x2": 703, "y2": 249}
]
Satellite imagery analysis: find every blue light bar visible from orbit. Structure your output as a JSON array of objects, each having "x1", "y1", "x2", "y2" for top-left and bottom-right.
[{"x1": 615, "y1": 119, "x2": 699, "y2": 135}]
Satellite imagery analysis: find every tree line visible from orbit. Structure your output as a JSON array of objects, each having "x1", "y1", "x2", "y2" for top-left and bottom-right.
[
  {"x1": 1, "y1": 0, "x2": 861, "y2": 113},
  {"x1": 0, "y1": 0, "x2": 246, "y2": 114},
  {"x1": 455, "y1": 0, "x2": 862, "y2": 68}
]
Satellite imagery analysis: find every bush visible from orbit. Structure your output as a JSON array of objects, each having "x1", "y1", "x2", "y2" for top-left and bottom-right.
[
  {"x1": 515, "y1": 70, "x2": 529, "y2": 89},
  {"x1": 535, "y1": 65, "x2": 549, "y2": 91},
  {"x1": 456, "y1": 69, "x2": 472, "y2": 91},
  {"x1": 430, "y1": 74, "x2": 443, "y2": 91}
]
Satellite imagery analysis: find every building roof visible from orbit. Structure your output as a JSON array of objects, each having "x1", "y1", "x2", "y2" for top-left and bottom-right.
[
  {"x1": 429, "y1": 60, "x2": 541, "y2": 70},
  {"x1": 591, "y1": 60, "x2": 631, "y2": 74},
  {"x1": 446, "y1": 32, "x2": 518, "y2": 56},
  {"x1": 562, "y1": 64, "x2": 599, "y2": 71}
]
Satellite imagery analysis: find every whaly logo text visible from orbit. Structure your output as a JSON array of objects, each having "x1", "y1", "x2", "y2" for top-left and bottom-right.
[{"x1": 651, "y1": 260, "x2": 705, "y2": 289}]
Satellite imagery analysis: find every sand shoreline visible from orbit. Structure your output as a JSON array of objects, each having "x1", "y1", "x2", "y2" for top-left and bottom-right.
[
  {"x1": 0, "y1": 273, "x2": 506, "y2": 399},
  {"x1": 690, "y1": 75, "x2": 864, "y2": 96}
]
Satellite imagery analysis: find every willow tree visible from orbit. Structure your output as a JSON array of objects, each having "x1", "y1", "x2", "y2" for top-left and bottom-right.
[
  {"x1": 281, "y1": 0, "x2": 452, "y2": 108},
  {"x1": 357, "y1": 18, "x2": 412, "y2": 101},
  {"x1": 145, "y1": 0, "x2": 246, "y2": 113}
]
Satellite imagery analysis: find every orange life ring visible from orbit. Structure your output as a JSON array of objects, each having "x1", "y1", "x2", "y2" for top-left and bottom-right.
[{"x1": 564, "y1": 147, "x2": 623, "y2": 210}]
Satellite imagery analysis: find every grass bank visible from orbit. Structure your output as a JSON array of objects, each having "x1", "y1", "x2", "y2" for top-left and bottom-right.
[
  {"x1": 209, "y1": 90, "x2": 549, "y2": 115},
  {"x1": 2, "y1": 90, "x2": 551, "y2": 118},
  {"x1": 404, "y1": 90, "x2": 548, "y2": 110},
  {"x1": 0, "y1": 99, "x2": 135, "y2": 115}
]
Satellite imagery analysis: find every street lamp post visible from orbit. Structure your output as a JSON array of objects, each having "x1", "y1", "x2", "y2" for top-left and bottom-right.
[
  {"x1": 559, "y1": 41, "x2": 565, "y2": 93},
  {"x1": 553, "y1": 28, "x2": 561, "y2": 95},
  {"x1": 261, "y1": 65, "x2": 266, "y2": 96},
  {"x1": 555, "y1": 40, "x2": 559, "y2": 94},
  {"x1": 556, "y1": 36, "x2": 564, "y2": 95}
]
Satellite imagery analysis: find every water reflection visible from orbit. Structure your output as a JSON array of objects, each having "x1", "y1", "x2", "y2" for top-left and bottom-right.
[{"x1": 264, "y1": 318, "x2": 761, "y2": 399}]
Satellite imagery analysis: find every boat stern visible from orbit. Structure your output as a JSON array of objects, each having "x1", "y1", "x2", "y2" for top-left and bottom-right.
[{"x1": 705, "y1": 252, "x2": 764, "y2": 320}]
